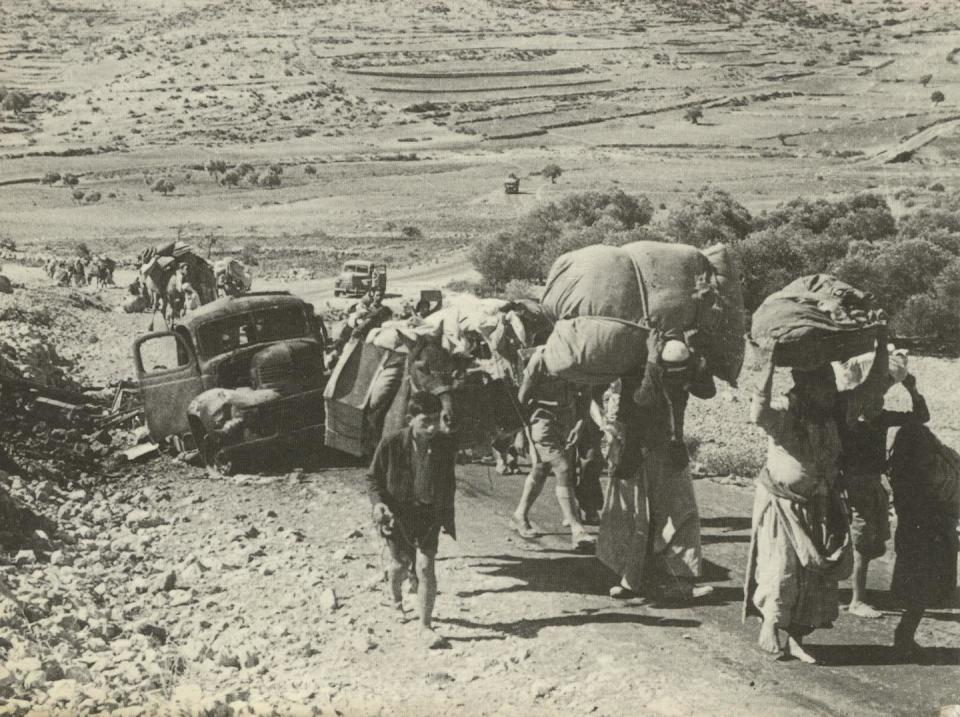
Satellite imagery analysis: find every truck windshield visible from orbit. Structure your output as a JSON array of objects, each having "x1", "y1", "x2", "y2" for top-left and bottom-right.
[
  {"x1": 197, "y1": 306, "x2": 309, "y2": 358},
  {"x1": 344, "y1": 263, "x2": 368, "y2": 273}
]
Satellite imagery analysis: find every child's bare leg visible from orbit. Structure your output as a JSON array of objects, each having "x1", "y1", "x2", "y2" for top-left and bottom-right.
[
  {"x1": 416, "y1": 548, "x2": 438, "y2": 629},
  {"x1": 387, "y1": 542, "x2": 408, "y2": 608},
  {"x1": 849, "y1": 551, "x2": 882, "y2": 618},
  {"x1": 512, "y1": 465, "x2": 546, "y2": 532}
]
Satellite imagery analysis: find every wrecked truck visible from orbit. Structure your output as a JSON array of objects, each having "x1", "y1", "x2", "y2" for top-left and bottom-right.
[{"x1": 133, "y1": 292, "x2": 329, "y2": 473}]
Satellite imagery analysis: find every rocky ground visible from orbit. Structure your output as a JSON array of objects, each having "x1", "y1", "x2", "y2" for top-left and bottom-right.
[{"x1": 1, "y1": 268, "x2": 959, "y2": 717}]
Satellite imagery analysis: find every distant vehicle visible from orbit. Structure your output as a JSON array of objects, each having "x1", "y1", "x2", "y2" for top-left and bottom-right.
[
  {"x1": 333, "y1": 260, "x2": 387, "y2": 298},
  {"x1": 133, "y1": 292, "x2": 329, "y2": 474},
  {"x1": 504, "y1": 174, "x2": 520, "y2": 194}
]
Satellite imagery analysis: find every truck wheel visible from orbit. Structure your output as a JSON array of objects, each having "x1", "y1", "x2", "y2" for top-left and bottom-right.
[
  {"x1": 334, "y1": 290, "x2": 342, "y2": 297},
  {"x1": 213, "y1": 454, "x2": 235, "y2": 477}
]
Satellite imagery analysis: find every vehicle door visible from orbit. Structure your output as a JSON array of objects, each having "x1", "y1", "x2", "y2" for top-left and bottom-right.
[
  {"x1": 134, "y1": 330, "x2": 203, "y2": 441},
  {"x1": 374, "y1": 264, "x2": 387, "y2": 292}
]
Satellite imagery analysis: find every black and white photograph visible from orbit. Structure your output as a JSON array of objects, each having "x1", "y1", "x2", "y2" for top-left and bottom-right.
[{"x1": 0, "y1": 0, "x2": 958, "y2": 714}]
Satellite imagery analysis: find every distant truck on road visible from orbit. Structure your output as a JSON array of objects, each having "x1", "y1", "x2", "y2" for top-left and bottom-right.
[{"x1": 333, "y1": 260, "x2": 387, "y2": 298}]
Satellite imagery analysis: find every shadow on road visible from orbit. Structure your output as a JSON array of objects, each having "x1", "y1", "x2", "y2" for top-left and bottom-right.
[
  {"x1": 438, "y1": 609, "x2": 700, "y2": 641},
  {"x1": 458, "y1": 553, "x2": 614, "y2": 597},
  {"x1": 810, "y1": 644, "x2": 960, "y2": 667},
  {"x1": 700, "y1": 516, "x2": 751, "y2": 531}
]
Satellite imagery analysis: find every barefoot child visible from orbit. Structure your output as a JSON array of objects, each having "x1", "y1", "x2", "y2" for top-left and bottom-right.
[
  {"x1": 367, "y1": 391, "x2": 457, "y2": 649},
  {"x1": 837, "y1": 348, "x2": 929, "y2": 620},
  {"x1": 744, "y1": 350, "x2": 853, "y2": 664}
]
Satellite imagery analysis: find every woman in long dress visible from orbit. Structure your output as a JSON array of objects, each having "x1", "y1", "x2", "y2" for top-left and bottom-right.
[{"x1": 743, "y1": 350, "x2": 853, "y2": 663}]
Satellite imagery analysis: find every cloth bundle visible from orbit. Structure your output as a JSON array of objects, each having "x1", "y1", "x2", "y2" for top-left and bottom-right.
[{"x1": 751, "y1": 275, "x2": 885, "y2": 369}]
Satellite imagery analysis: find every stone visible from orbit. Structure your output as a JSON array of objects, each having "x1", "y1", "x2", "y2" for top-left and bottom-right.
[
  {"x1": 0, "y1": 666, "x2": 15, "y2": 688},
  {"x1": 150, "y1": 571, "x2": 177, "y2": 592},
  {"x1": 42, "y1": 660, "x2": 65, "y2": 682},
  {"x1": 318, "y1": 588, "x2": 338, "y2": 612},
  {"x1": 13, "y1": 550, "x2": 36, "y2": 565},
  {"x1": 47, "y1": 678, "x2": 79, "y2": 704},
  {"x1": 8, "y1": 658, "x2": 42, "y2": 675},
  {"x1": 217, "y1": 651, "x2": 241, "y2": 669},
  {"x1": 65, "y1": 665, "x2": 92, "y2": 683}
]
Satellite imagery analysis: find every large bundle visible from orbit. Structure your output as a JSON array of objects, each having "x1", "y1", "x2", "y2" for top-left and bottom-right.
[
  {"x1": 751, "y1": 275, "x2": 884, "y2": 369},
  {"x1": 539, "y1": 241, "x2": 745, "y2": 386}
]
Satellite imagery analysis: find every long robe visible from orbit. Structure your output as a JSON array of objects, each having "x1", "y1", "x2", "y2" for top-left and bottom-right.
[
  {"x1": 597, "y1": 377, "x2": 701, "y2": 592},
  {"x1": 743, "y1": 395, "x2": 853, "y2": 629}
]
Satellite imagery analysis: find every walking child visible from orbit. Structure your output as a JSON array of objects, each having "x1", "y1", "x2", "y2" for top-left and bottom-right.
[{"x1": 367, "y1": 391, "x2": 457, "y2": 649}]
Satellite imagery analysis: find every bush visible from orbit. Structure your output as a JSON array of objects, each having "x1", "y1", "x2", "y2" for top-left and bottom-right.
[
  {"x1": 151, "y1": 178, "x2": 175, "y2": 195},
  {"x1": 304, "y1": 165, "x2": 317, "y2": 175},
  {"x1": 0, "y1": 238, "x2": 16, "y2": 251},
  {"x1": 444, "y1": 279, "x2": 494, "y2": 297},
  {"x1": 541, "y1": 163, "x2": 563, "y2": 183},
  {"x1": 502, "y1": 279, "x2": 539, "y2": 301},
  {"x1": 755, "y1": 193, "x2": 896, "y2": 242},
  {"x1": 400, "y1": 226, "x2": 423, "y2": 240},
  {"x1": 684, "y1": 105, "x2": 704, "y2": 124},
  {"x1": 76, "y1": 242, "x2": 91, "y2": 260},
  {"x1": 72, "y1": 189, "x2": 85, "y2": 204},
  {"x1": 667, "y1": 186, "x2": 752, "y2": 247},
  {"x1": 220, "y1": 170, "x2": 240, "y2": 187},
  {"x1": 931, "y1": 90, "x2": 945, "y2": 104},
  {"x1": 41, "y1": 172, "x2": 61, "y2": 185},
  {"x1": 735, "y1": 229, "x2": 805, "y2": 310},
  {"x1": 523, "y1": 189, "x2": 654, "y2": 244},
  {"x1": 831, "y1": 239, "x2": 952, "y2": 314},
  {"x1": 0, "y1": 91, "x2": 29, "y2": 112},
  {"x1": 890, "y1": 294, "x2": 957, "y2": 345},
  {"x1": 470, "y1": 232, "x2": 543, "y2": 289},
  {"x1": 61, "y1": 174, "x2": 79, "y2": 187},
  {"x1": 933, "y1": 258, "x2": 960, "y2": 316},
  {"x1": 256, "y1": 172, "x2": 280, "y2": 188},
  {"x1": 84, "y1": 191, "x2": 101, "y2": 204}
]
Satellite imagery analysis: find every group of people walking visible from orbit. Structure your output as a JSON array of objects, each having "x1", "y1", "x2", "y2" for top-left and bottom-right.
[{"x1": 366, "y1": 325, "x2": 957, "y2": 656}]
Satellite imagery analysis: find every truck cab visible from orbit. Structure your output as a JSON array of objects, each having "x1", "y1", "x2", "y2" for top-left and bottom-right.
[
  {"x1": 333, "y1": 260, "x2": 387, "y2": 298},
  {"x1": 133, "y1": 292, "x2": 328, "y2": 472}
]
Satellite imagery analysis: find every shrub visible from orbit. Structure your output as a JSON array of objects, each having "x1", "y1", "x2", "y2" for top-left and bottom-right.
[
  {"x1": 61, "y1": 174, "x2": 79, "y2": 187},
  {"x1": 541, "y1": 163, "x2": 563, "y2": 183},
  {"x1": 933, "y1": 257, "x2": 960, "y2": 315},
  {"x1": 890, "y1": 294, "x2": 957, "y2": 346},
  {"x1": 470, "y1": 232, "x2": 543, "y2": 289},
  {"x1": 735, "y1": 228, "x2": 805, "y2": 310},
  {"x1": 220, "y1": 170, "x2": 240, "y2": 186},
  {"x1": 684, "y1": 105, "x2": 704, "y2": 124},
  {"x1": 76, "y1": 242, "x2": 91, "y2": 260},
  {"x1": 0, "y1": 238, "x2": 16, "y2": 251},
  {"x1": 523, "y1": 189, "x2": 654, "y2": 245},
  {"x1": 445, "y1": 279, "x2": 494, "y2": 297},
  {"x1": 0, "y1": 91, "x2": 29, "y2": 112},
  {"x1": 151, "y1": 178, "x2": 175, "y2": 195},
  {"x1": 755, "y1": 193, "x2": 896, "y2": 242},
  {"x1": 84, "y1": 191, "x2": 101, "y2": 204},
  {"x1": 41, "y1": 172, "x2": 61, "y2": 185},
  {"x1": 304, "y1": 165, "x2": 317, "y2": 175},
  {"x1": 256, "y1": 172, "x2": 280, "y2": 188},
  {"x1": 399, "y1": 226, "x2": 423, "y2": 240},
  {"x1": 931, "y1": 90, "x2": 945, "y2": 104},
  {"x1": 205, "y1": 159, "x2": 227, "y2": 180},
  {"x1": 502, "y1": 279, "x2": 539, "y2": 301},
  {"x1": 72, "y1": 189, "x2": 85, "y2": 204},
  {"x1": 666, "y1": 186, "x2": 752, "y2": 247},
  {"x1": 831, "y1": 239, "x2": 951, "y2": 314}
]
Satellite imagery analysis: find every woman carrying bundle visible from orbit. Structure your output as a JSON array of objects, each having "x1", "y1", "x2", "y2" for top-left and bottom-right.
[{"x1": 744, "y1": 348, "x2": 853, "y2": 664}]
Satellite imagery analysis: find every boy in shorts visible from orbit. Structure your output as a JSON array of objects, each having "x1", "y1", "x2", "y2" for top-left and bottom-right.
[{"x1": 367, "y1": 391, "x2": 457, "y2": 648}]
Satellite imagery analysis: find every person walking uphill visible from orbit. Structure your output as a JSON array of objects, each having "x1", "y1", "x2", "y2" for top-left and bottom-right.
[
  {"x1": 837, "y1": 342, "x2": 929, "y2": 619},
  {"x1": 744, "y1": 349, "x2": 853, "y2": 664},
  {"x1": 511, "y1": 346, "x2": 594, "y2": 549},
  {"x1": 367, "y1": 391, "x2": 457, "y2": 649}
]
